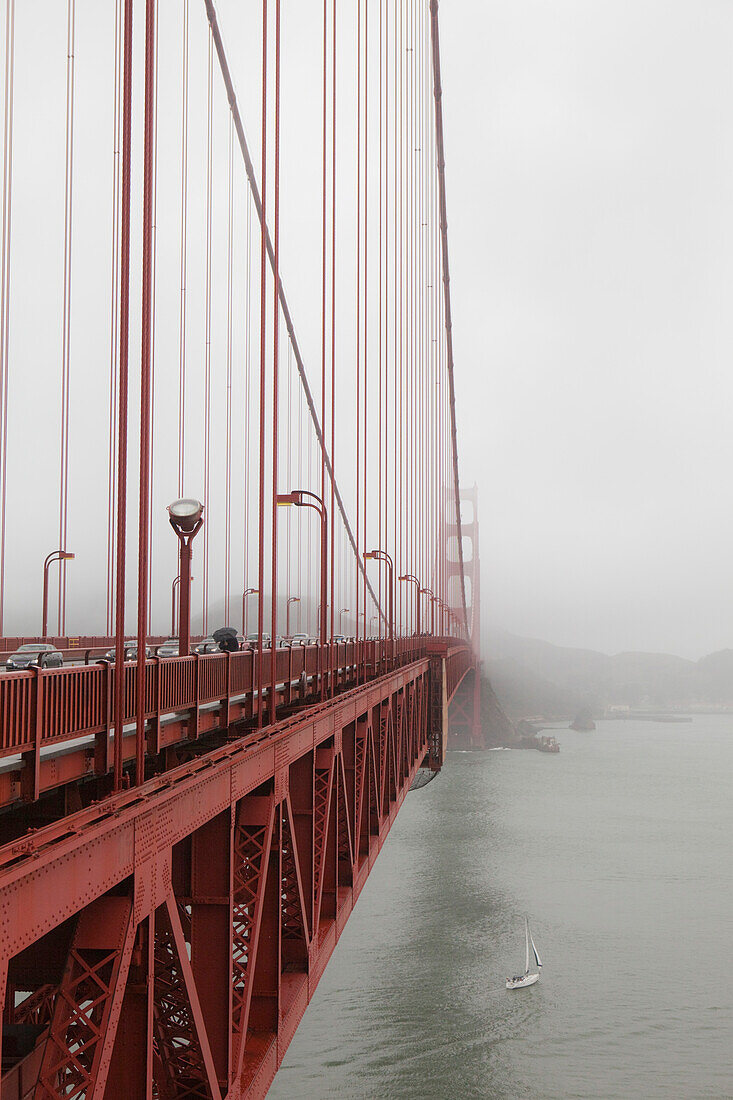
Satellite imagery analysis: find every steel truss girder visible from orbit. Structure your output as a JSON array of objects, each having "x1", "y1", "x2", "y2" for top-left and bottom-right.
[{"x1": 0, "y1": 659, "x2": 438, "y2": 1098}]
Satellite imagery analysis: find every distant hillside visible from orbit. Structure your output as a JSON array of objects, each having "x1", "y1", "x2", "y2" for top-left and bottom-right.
[{"x1": 486, "y1": 631, "x2": 733, "y2": 718}]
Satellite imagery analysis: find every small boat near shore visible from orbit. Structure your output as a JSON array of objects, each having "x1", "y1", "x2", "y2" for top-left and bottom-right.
[
  {"x1": 537, "y1": 735, "x2": 560, "y2": 753},
  {"x1": 506, "y1": 918, "x2": 542, "y2": 990}
]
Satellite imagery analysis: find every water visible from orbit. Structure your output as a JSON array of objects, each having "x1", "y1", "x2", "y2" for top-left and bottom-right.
[{"x1": 270, "y1": 717, "x2": 733, "y2": 1099}]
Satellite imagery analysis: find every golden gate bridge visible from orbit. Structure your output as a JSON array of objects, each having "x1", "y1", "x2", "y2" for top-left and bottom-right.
[{"x1": 0, "y1": 0, "x2": 483, "y2": 1094}]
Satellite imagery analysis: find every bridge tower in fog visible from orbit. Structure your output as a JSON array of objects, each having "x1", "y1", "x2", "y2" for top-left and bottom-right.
[{"x1": 447, "y1": 484, "x2": 484, "y2": 749}]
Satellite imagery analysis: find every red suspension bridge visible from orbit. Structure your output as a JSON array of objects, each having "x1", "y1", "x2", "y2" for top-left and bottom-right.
[{"x1": 0, "y1": 0, "x2": 485, "y2": 1095}]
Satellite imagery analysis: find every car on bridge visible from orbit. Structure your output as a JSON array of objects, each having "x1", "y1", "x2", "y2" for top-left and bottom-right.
[
  {"x1": 156, "y1": 638, "x2": 182, "y2": 658},
  {"x1": 98, "y1": 645, "x2": 153, "y2": 664},
  {"x1": 5, "y1": 643, "x2": 63, "y2": 670},
  {"x1": 245, "y1": 632, "x2": 272, "y2": 649},
  {"x1": 289, "y1": 633, "x2": 312, "y2": 645},
  {"x1": 194, "y1": 637, "x2": 220, "y2": 655}
]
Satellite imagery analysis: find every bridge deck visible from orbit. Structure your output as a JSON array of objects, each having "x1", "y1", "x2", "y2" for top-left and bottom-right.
[
  {"x1": 0, "y1": 643, "x2": 473, "y2": 1098},
  {"x1": 0, "y1": 638, "x2": 471, "y2": 811}
]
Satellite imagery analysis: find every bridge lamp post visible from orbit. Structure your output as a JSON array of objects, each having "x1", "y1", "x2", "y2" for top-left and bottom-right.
[
  {"x1": 242, "y1": 587, "x2": 259, "y2": 635},
  {"x1": 167, "y1": 499, "x2": 204, "y2": 658},
  {"x1": 398, "y1": 573, "x2": 421, "y2": 635},
  {"x1": 363, "y1": 554, "x2": 391, "y2": 642},
  {"x1": 370, "y1": 614, "x2": 378, "y2": 634},
  {"x1": 286, "y1": 596, "x2": 300, "y2": 637},
  {"x1": 171, "y1": 574, "x2": 196, "y2": 636},
  {"x1": 365, "y1": 551, "x2": 394, "y2": 669},
  {"x1": 431, "y1": 594, "x2": 442, "y2": 635},
  {"x1": 278, "y1": 492, "x2": 328, "y2": 645},
  {"x1": 42, "y1": 550, "x2": 75, "y2": 640},
  {"x1": 278, "y1": 490, "x2": 328, "y2": 699},
  {"x1": 171, "y1": 575, "x2": 180, "y2": 637},
  {"x1": 338, "y1": 608, "x2": 349, "y2": 635},
  {"x1": 419, "y1": 586, "x2": 436, "y2": 636}
]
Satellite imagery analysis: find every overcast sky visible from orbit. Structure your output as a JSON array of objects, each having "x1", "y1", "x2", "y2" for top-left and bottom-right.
[
  {"x1": 4, "y1": 1, "x2": 733, "y2": 659},
  {"x1": 440, "y1": 0, "x2": 733, "y2": 659}
]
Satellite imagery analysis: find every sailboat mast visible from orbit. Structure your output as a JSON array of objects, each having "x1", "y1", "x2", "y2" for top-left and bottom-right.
[{"x1": 524, "y1": 917, "x2": 530, "y2": 973}]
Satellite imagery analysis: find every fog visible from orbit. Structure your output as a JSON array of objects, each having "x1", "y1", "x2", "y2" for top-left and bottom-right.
[
  {"x1": 442, "y1": 0, "x2": 733, "y2": 659},
  {"x1": 1, "y1": 1, "x2": 730, "y2": 659}
]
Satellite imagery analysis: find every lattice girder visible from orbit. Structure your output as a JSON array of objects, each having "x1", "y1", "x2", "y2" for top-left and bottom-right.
[{"x1": 32, "y1": 896, "x2": 135, "y2": 1100}]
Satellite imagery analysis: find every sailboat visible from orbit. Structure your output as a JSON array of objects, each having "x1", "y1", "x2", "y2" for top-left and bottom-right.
[{"x1": 506, "y1": 917, "x2": 542, "y2": 989}]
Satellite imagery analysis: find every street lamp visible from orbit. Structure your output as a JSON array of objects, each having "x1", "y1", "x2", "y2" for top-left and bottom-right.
[
  {"x1": 370, "y1": 614, "x2": 378, "y2": 635},
  {"x1": 242, "y1": 586, "x2": 258, "y2": 635},
  {"x1": 278, "y1": 490, "x2": 328, "y2": 700},
  {"x1": 398, "y1": 573, "x2": 421, "y2": 635},
  {"x1": 277, "y1": 491, "x2": 328, "y2": 647},
  {"x1": 419, "y1": 586, "x2": 436, "y2": 635},
  {"x1": 338, "y1": 607, "x2": 349, "y2": 635},
  {"x1": 167, "y1": 499, "x2": 204, "y2": 657},
  {"x1": 42, "y1": 550, "x2": 75, "y2": 639},
  {"x1": 286, "y1": 595, "x2": 300, "y2": 637},
  {"x1": 365, "y1": 550, "x2": 393, "y2": 645}
]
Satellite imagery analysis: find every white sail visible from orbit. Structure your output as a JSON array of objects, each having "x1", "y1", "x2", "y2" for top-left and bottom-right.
[
  {"x1": 530, "y1": 929, "x2": 542, "y2": 969},
  {"x1": 524, "y1": 917, "x2": 530, "y2": 974}
]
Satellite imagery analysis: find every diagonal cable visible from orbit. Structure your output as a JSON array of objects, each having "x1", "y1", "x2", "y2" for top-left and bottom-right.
[{"x1": 202, "y1": 0, "x2": 386, "y2": 624}]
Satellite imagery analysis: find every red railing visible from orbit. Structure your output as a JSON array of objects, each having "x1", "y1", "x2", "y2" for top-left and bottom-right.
[{"x1": 0, "y1": 637, "x2": 454, "y2": 764}]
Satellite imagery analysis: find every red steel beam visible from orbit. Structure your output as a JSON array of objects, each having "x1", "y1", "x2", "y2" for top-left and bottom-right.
[{"x1": 0, "y1": 655, "x2": 441, "y2": 1096}]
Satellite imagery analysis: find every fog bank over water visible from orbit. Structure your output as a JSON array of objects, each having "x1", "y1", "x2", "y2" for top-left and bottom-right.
[{"x1": 440, "y1": 1, "x2": 733, "y2": 658}]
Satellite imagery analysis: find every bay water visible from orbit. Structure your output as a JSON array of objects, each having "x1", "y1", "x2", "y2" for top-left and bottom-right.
[{"x1": 270, "y1": 717, "x2": 733, "y2": 1098}]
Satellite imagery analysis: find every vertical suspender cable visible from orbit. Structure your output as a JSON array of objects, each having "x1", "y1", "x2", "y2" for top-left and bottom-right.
[
  {"x1": 58, "y1": 0, "x2": 76, "y2": 636},
  {"x1": 320, "y1": 0, "x2": 327, "y2": 683},
  {"x1": 405, "y1": 0, "x2": 411, "y2": 607},
  {"x1": 362, "y1": 0, "x2": 368, "y2": 664},
  {"x1": 147, "y1": 0, "x2": 159, "y2": 636},
  {"x1": 297, "y1": 364, "x2": 303, "y2": 628},
  {"x1": 257, "y1": 0, "x2": 268, "y2": 725},
  {"x1": 114, "y1": 0, "x2": 134, "y2": 791},
  {"x1": 270, "y1": 0, "x2": 280, "y2": 714},
  {"x1": 0, "y1": 0, "x2": 15, "y2": 638},
  {"x1": 178, "y1": 0, "x2": 189, "y2": 500},
  {"x1": 243, "y1": 194, "x2": 252, "y2": 629},
  {"x1": 136, "y1": 0, "x2": 156, "y2": 787},
  {"x1": 203, "y1": 30, "x2": 213, "y2": 634},
  {"x1": 383, "y1": 0, "x2": 389, "y2": 641},
  {"x1": 106, "y1": 0, "x2": 123, "y2": 637},
  {"x1": 392, "y1": 0, "x2": 398, "y2": 639},
  {"x1": 225, "y1": 116, "x2": 234, "y2": 625},
  {"x1": 378, "y1": 0, "x2": 384, "y2": 655},
  {"x1": 329, "y1": 0, "x2": 337, "y2": 686},
  {"x1": 355, "y1": 0, "x2": 361, "y2": 677},
  {"x1": 285, "y1": 343, "x2": 291, "y2": 616}
]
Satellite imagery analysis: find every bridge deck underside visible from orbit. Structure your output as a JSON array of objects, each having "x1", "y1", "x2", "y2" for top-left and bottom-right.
[{"x1": 0, "y1": 652, "x2": 476, "y2": 1098}]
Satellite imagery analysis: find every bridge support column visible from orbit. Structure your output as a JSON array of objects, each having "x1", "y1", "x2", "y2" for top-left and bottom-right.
[{"x1": 191, "y1": 808, "x2": 234, "y2": 1089}]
